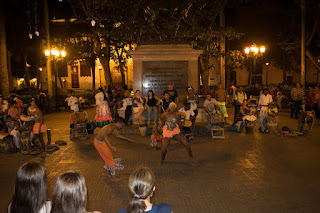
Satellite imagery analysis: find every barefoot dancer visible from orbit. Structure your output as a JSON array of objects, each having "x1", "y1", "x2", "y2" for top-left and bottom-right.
[
  {"x1": 94, "y1": 118, "x2": 135, "y2": 177},
  {"x1": 159, "y1": 103, "x2": 196, "y2": 164}
]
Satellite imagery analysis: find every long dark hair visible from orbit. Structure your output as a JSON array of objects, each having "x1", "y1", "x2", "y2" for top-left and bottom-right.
[
  {"x1": 98, "y1": 87, "x2": 108, "y2": 101},
  {"x1": 127, "y1": 168, "x2": 155, "y2": 213},
  {"x1": 147, "y1": 90, "x2": 155, "y2": 99},
  {"x1": 10, "y1": 162, "x2": 47, "y2": 213},
  {"x1": 51, "y1": 171, "x2": 87, "y2": 213}
]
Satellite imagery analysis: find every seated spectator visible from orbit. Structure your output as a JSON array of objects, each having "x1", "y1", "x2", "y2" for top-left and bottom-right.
[
  {"x1": 7, "y1": 117, "x2": 22, "y2": 150},
  {"x1": 8, "y1": 100, "x2": 21, "y2": 121},
  {"x1": 51, "y1": 171, "x2": 101, "y2": 213},
  {"x1": 146, "y1": 90, "x2": 161, "y2": 125},
  {"x1": 159, "y1": 92, "x2": 172, "y2": 114},
  {"x1": 118, "y1": 167, "x2": 172, "y2": 213},
  {"x1": 8, "y1": 162, "x2": 51, "y2": 213},
  {"x1": 13, "y1": 95, "x2": 24, "y2": 112},
  {"x1": 178, "y1": 102, "x2": 195, "y2": 123},
  {"x1": 133, "y1": 90, "x2": 145, "y2": 124}
]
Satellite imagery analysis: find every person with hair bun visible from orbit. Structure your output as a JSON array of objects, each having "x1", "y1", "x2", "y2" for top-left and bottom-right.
[
  {"x1": 8, "y1": 162, "x2": 51, "y2": 213},
  {"x1": 118, "y1": 168, "x2": 172, "y2": 213},
  {"x1": 51, "y1": 171, "x2": 100, "y2": 213}
]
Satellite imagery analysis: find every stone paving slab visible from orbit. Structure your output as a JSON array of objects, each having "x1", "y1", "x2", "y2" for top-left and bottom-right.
[{"x1": 1, "y1": 108, "x2": 320, "y2": 213}]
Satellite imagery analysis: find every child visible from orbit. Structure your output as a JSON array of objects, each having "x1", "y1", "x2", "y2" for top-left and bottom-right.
[
  {"x1": 266, "y1": 102, "x2": 279, "y2": 133},
  {"x1": 276, "y1": 91, "x2": 284, "y2": 111},
  {"x1": 150, "y1": 122, "x2": 162, "y2": 150}
]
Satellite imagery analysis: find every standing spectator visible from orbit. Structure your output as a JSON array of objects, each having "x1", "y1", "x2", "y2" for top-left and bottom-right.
[
  {"x1": 38, "y1": 92, "x2": 47, "y2": 114},
  {"x1": 305, "y1": 87, "x2": 315, "y2": 111},
  {"x1": 269, "y1": 84, "x2": 276, "y2": 100},
  {"x1": 163, "y1": 82, "x2": 179, "y2": 104},
  {"x1": 314, "y1": 86, "x2": 320, "y2": 117},
  {"x1": 290, "y1": 82, "x2": 305, "y2": 119},
  {"x1": 159, "y1": 92, "x2": 172, "y2": 113},
  {"x1": 251, "y1": 83, "x2": 261, "y2": 98},
  {"x1": 228, "y1": 82, "x2": 237, "y2": 106},
  {"x1": 234, "y1": 86, "x2": 247, "y2": 124},
  {"x1": 209, "y1": 87, "x2": 215, "y2": 98},
  {"x1": 68, "y1": 90, "x2": 79, "y2": 113},
  {"x1": 51, "y1": 171, "x2": 101, "y2": 213},
  {"x1": 186, "y1": 87, "x2": 199, "y2": 119},
  {"x1": 8, "y1": 100, "x2": 21, "y2": 121},
  {"x1": 203, "y1": 93, "x2": 219, "y2": 130},
  {"x1": 258, "y1": 87, "x2": 273, "y2": 133},
  {"x1": 215, "y1": 83, "x2": 228, "y2": 121},
  {"x1": 146, "y1": 90, "x2": 160, "y2": 125},
  {"x1": 133, "y1": 90, "x2": 144, "y2": 124},
  {"x1": 276, "y1": 90, "x2": 284, "y2": 111},
  {"x1": 118, "y1": 168, "x2": 172, "y2": 213},
  {"x1": 8, "y1": 162, "x2": 51, "y2": 213}
]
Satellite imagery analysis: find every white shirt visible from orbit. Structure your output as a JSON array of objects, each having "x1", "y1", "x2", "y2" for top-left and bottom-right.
[
  {"x1": 179, "y1": 107, "x2": 195, "y2": 120},
  {"x1": 68, "y1": 96, "x2": 79, "y2": 112},
  {"x1": 95, "y1": 92, "x2": 107, "y2": 106},
  {"x1": 1, "y1": 100, "x2": 8, "y2": 112},
  {"x1": 203, "y1": 98, "x2": 217, "y2": 113},
  {"x1": 234, "y1": 92, "x2": 247, "y2": 104},
  {"x1": 258, "y1": 94, "x2": 273, "y2": 109}
]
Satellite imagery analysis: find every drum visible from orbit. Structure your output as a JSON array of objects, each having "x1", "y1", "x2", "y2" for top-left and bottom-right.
[
  {"x1": 244, "y1": 119, "x2": 256, "y2": 133},
  {"x1": 20, "y1": 131, "x2": 31, "y2": 154}
]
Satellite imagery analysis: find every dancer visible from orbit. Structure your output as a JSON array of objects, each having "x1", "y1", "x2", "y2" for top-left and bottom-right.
[
  {"x1": 95, "y1": 87, "x2": 113, "y2": 127},
  {"x1": 215, "y1": 83, "x2": 228, "y2": 121},
  {"x1": 94, "y1": 118, "x2": 135, "y2": 178},
  {"x1": 159, "y1": 103, "x2": 196, "y2": 164},
  {"x1": 32, "y1": 102, "x2": 47, "y2": 158}
]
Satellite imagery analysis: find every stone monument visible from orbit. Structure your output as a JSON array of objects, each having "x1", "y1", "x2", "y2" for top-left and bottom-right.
[{"x1": 130, "y1": 44, "x2": 202, "y2": 98}]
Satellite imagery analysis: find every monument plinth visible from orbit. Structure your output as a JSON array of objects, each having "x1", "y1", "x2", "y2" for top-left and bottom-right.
[{"x1": 130, "y1": 44, "x2": 202, "y2": 98}]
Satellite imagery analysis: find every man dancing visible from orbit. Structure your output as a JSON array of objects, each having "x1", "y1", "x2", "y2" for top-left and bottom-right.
[
  {"x1": 159, "y1": 103, "x2": 196, "y2": 164},
  {"x1": 94, "y1": 118, "x2": 135, "y2": 179}
]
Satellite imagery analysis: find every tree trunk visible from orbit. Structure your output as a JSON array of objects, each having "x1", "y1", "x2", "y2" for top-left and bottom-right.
[
  {"x1": 301, "y1": 0, "x2": 306, "y2": 87},
  {"x1": 7, "y1": 50, "x2": 13, "y2": 91},
  {"x1": 0, "y1": 0, "x2": 10, "y2": 97},
  {"x1": 219, "y1": 9, "x2": 226, "y2": 88},
  {"x1": 121, "y1": 71, "x2": 125, "y2": 86},
  {"x1": 24, "y1": 54, "x2": 30, "y2": 88},
  {"x1": 91, "y1": 55, "x2": 96, "y2": 90},
  {"x1": 99, "y1": 38, "x2": 113, "y2": 86},
  {"x1": 202, "y1": 45, "x2": 209, "y2": 94}
]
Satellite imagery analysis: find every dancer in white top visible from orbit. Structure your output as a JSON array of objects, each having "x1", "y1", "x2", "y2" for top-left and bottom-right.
[
  {"x1": 258, "y1": 87, "x2": 273, "y2": 133},
  {"x1": 68, "y1": 91, "x2": 79, "y2": 113}
]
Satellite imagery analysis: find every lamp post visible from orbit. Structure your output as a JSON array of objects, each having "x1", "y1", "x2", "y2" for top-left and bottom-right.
[
  {"x1": 39, "y1": 67, "x2": 42, "y2": 90},
  {"x1": 244, "y1": 44, "x2": 266, "y2": 85},
  {"x1": 45, "y1": 48, "x2": 66, "y2": 111},
  {"x1": 265, "y1": 62, "x2": 270, "y2": 85}
]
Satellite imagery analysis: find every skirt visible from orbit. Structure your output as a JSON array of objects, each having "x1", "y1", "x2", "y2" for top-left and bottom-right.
[
  {"x1": 33, "y1": 123, "x2": 47, "y2": 134},
  {"x1": 95, "y1": 102, "x2": 113, "y2": 127}
]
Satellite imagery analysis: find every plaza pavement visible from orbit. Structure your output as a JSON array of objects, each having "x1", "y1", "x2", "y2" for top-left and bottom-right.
[{"x1": 1, "y1": 107, "x2": 320, "y2": 213}]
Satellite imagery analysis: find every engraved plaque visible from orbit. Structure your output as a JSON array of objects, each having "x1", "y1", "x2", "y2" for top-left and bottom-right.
[{"x1": 142, "y1": 61, "x2": 188, "y2": 97}]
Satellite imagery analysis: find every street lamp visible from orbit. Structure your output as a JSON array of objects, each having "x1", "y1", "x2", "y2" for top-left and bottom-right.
[
  {"x1": 244, "y1": 43, "x2": 266, "y2": 85},
  {"x1": 44, "y1": 48, "x2": 66, "y2": 111},
  {"x1": 265, "y1": 62, "x2": 270, "y2": 85}
]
